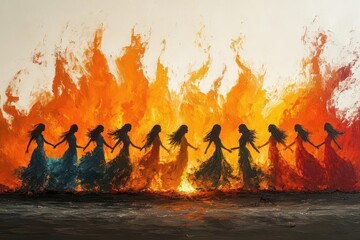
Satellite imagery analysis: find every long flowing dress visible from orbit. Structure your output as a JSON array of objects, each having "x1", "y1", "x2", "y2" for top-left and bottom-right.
[
  {"x1": 323, "y1": 135, "x2": 356, "y2": 191},
  {"x1": 238, "y1": 136, "x2": 260, "y2": 189},
  {"x1": 47, "y1": 135, "x2": 78, "y2": 191},
  {"x1": 295, "y1": 135, "x2": 325, "y2": 191},
  {"x1": 21, "y1": 135, "x2": 48, "y2": 191},
  {"x1": 136, "y1": 136, "x2": 161, "y2": 190},
  {"x1": 268, "y1": 136, "x2": 304, "y2": 191},
  {"x1": 102, "y1": 135, "x2": 133, "y2": 190},
  {"x1": 78, "y1": 135, "x2": 106, "y2": 190},
  {"x1": 192, "y1": 137, "x2": 234, "y2": 189},
  {"x1": 160, "y1": 136, "x2": 189, "y2": 190}
]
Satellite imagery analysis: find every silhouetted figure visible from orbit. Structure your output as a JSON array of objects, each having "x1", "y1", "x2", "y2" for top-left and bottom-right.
[
  {"x1": 192, "y1": 124, "x2": 235, "y2": 189},
  {"x1": 78, "y1": 125, "x2": 112, "y2": 190},
  {"x1": 47, "y1": 124, "x2": 83, "y2": 191},
  {"x1": 136, "y1": 125, "x2": 169, "y2": 190},
  {"x1": 22, "y1": 123, "x2": 54, "y2": 192},
  {"x1": 160, "y1": 125, "x2": 198, "y2": 191},
  {"x1": 231, "y1": 124, "x2": 261, "y2": 190},
  {"x1": 285, "y1": 124, "x2": 325, "y2": 191},
  {"x1": 258, "y1": 124, "x2": 303, "y2": 191},
  {"x1": 102, "y1": 124, "x2": 141, "y2": 191},
  {"x1": 317, "y1": 123, "x2": 356, "y2": 191}
]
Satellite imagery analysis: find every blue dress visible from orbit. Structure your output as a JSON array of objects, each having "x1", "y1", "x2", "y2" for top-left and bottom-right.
[
  {"x1": 78, "y1": 135, "x2": 106, "y2": 189},
  {"x1": 47, "y1": 135, "x2": 78, "y2": 191},
  {"x1": 21, "y1": 135, "x2": 48, "y2": 191},
  {"x1": 102, "y1": 135, "x2": 132, "y2": 190},
  {"x1": 193, "y1": 138, "x2": 234, "y2": 189}
]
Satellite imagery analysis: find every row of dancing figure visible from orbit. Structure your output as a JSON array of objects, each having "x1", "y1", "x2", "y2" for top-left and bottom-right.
[{"x1": 20, "y1": 122, "x2": 356, "y2": 192}]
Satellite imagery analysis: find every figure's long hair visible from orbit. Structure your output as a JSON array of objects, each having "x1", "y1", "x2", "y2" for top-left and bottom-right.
[
  {"x1": 144, "y1": 125, "x2": 161, "y2": 148},
  {"x1": 28, "y1": 123, "x2": 45, "y2": 138},
  {"x1": 87, "y1": 125, "x2": 104, "y2": 142},
  {"x1": 109, "y1": 123, "x2": 131, "y2": 141},
  {"x1": 169, "y1": 125, "x2": 188, "y2": 146},
  {"x1": 204, "y1": 124, "x2": 221, "y2": 142},
  {"x1": 324, "y1": 123, "x2": 344, "y2": 140},
  {"x1": 60, "y1": 124, "x2": 78, "y2": 141},
  {"x1": 294, "y1": 124, "x2": 310, "y2": 142},
  {"x1": 239, "y1": 124, "x2": 256, "y2": 144},
  {"x1": 268, "y1": 124, "x2": 287, "y2": 144}
]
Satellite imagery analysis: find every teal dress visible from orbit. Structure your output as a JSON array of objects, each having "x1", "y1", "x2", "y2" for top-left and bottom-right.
[
  {"x1": 48, "y1": 134, "x2": 78, "y2": 191},
  {"x1": 78, "y1": 135, "x2": 106, "y2": 189},
  {"x1": 22, "y1": 135, "x2": 48, "y2": 191}
]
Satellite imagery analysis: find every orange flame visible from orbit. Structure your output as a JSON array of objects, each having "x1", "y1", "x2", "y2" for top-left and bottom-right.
[{"x1": 0, "y1": 27, "x2": 359, "y2": 193}]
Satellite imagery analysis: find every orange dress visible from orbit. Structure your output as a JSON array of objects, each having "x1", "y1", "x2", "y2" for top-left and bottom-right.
[
  {"x1": 137, "y1": 136, "x2": 161, "y2": 189},
  {"x1": 295, "y1": 135, "x2": 325, "y2": 191},
  {"x1": 160, "y1": 136, "x2": 188, "y2": 190},
  {"x1": 268, "y1": 136, "x2": 304, "y2": 191},
  {"x1": 323, "y1": 135, "x2": 356, "y2": 191}
]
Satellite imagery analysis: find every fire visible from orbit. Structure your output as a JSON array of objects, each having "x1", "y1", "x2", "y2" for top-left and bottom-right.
[
  {"x1": 0, "y1": 26, "x2": 359, "y2": 193},
  {"x1": 178, "y1": 177, "x2": 196, "y2": 194}
]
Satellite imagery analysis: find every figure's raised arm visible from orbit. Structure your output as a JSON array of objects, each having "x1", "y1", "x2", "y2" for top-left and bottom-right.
[
  {"x1": 186, "y1": 139, "x2": 198, "y2": 150},
  {"x1": 43, "y1": 136, "x2": 55, "y2": 147},
  {"x1": 54, "y1": 138, "x2": 66, "y2": 149},
  {"x1": 76, "y1": 143, "x2": 84, "y2": 149},
  {"x1": 284, "y1": 140, "x2": 295, "y2": 150},
  {"x1": 231, "y1": 145, "x2": 240, "y2": 151},
  {"x1": 281, "y1": 142, "x2": 293, "y2": 152},
  {"x1": 317, "y1": 141, "x2": 325, "y2": 148},
  {"x1": 104, "y1": 139, "x2": 113, "y2": 150},
  {"x1": 258, "y1": 140, "x2": 269, "y2": 149},
  {"x1": 221, "y1": 143, "x2": 232, "y2": 153},
  {"x1": 83, "y1": 139, "x2": 92, "y2": 151},
  {"x1": 111, "y1": 139, "x2": 122, "y2": 153},
  {"x1": 130, "y1": 139, "x2": 142, "y2": 150},
  {"x1": 307, "y1": 139, "x2": 319, "y2": 149}
]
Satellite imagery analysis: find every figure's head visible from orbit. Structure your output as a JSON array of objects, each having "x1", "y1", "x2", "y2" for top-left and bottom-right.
[
  {"x1": 123, "y1": 123, "x2": 132, "y2": 133},
  {"x1": 28, "y1": 123, "x2": 45, "y2": 138},
  {"x1": 204, "y1": 124, "x2": 221, "y2": 142},
  {"x1": 268, "y1": 124, "x2": 276, "y2": 133},
  {"x1": 324, "y1": 122, "x2": 344, "y2": 140},
  {"x1": 70, "y1": 124, "x2": 78, "y2": 133},
  {"x1": 268, "y1": 124, "x2": 287, "y2": 143},
  {"x1": 169, "y1": 125, "x2": 188, "y2": 146},
  {"x1": 239, "y1": 124, "x2": 256, "y2": 144},
  {"x1": 238, "y1": 124, "x2": 248, "y2": 133},
  {"x1": 152, "y1": 124, "x2": 161, "y2": 134},
  {"x1": 180, "y1": 125, "x2": 189, "y2": 133},
  {"x1": 99, "y1": 125, "x2": 104, "y2": 133},
  {"x1": 109, "y1": 123, "x2": 132, "y2": 141},
  {"x1": 324, "y1": 122, "x2": 332, "y2": 132},
  {"x1": 87, "y1": 125, "x2": 104, "y2": 141},
  {"x1": 294, "y1": 124, "x2": 310, "y2": 142},
  {"x1": 212, "y1": 124, "x2": 221, "y2": 136},
  {"x1": 294, "y1": 124, "x2": 302, "y2": 133},
  {"x1": 60, "y1": 124, "x2": 78, "y2": 140},
  {"x1": 144, "y1": 124, "x2": 162, "y2": 148},
  {"x1": 39, "y1": 123, "x2": 45, "y2": 132}
]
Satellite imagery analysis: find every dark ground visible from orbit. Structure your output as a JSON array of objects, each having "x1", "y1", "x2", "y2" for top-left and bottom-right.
[{"x1": 1, "y1": 192, "x2": 360, "y2": 239}]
